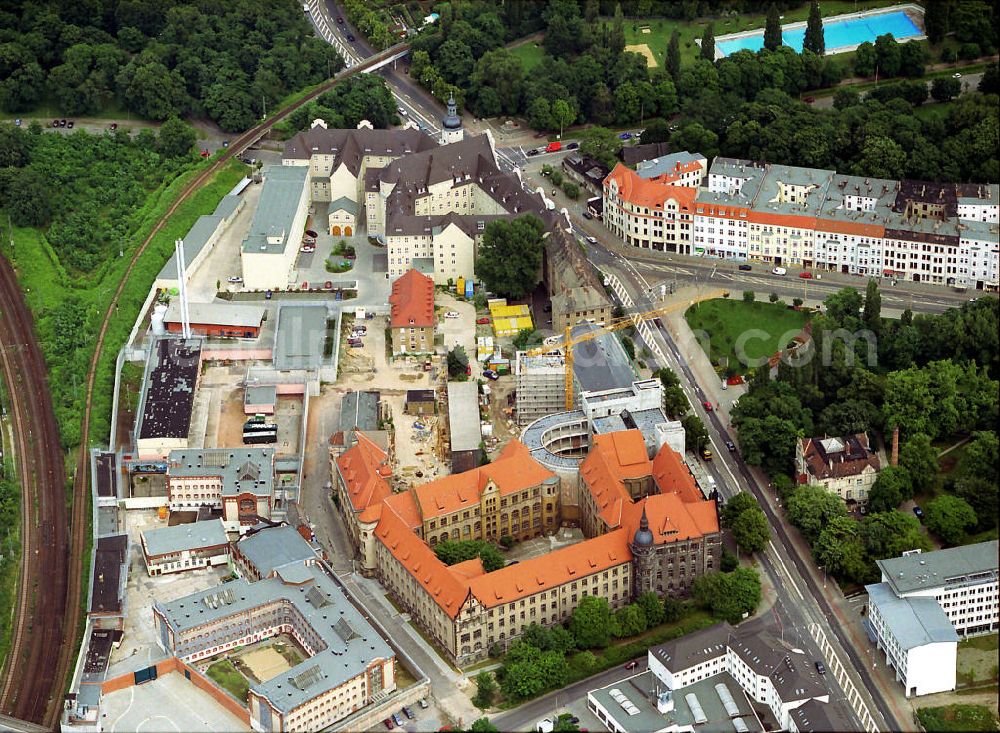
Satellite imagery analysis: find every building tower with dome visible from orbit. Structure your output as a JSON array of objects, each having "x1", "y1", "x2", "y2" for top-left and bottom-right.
[
  {"x1": 630, "y1": 507, "x2": 658, "y2": 597},
  {"x1": 440, "y1": 95, "x2": 463, "y2": 145}
]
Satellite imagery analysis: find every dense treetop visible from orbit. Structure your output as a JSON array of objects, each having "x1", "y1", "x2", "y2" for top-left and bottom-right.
[{"x1": 0, "y1": 0, "x2": 344, "y2": 130}]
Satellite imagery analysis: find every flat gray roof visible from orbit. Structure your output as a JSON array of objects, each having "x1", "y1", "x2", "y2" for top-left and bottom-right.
[
  {"x1": 142, "y1": 518, "x2": 228, "y2": 558},
  {"x1": 877, "y1": 541, "x2": 999, "y2": 596},
  {"x1": 242, "y1": 165, "x2": 309, "y2": 255},
  {"x1": 273, "y1": 306, "x2": 328, "y2": 371},
  {"x1": 447, "y1": 381, "x2": 482, "y2": 453},
  {"x1": 866, "y1": 582, "x2": 959, "y2": 650},
  {"x1": 245, "y1": 385, "x2": 277, "y2": 405},
  {"x1": 236, "y1": 524, "x2": 316, "y2": 578},
  {"x1": 158, "y1": 195, "x2": 242, "y2": 281},
  {"x1": 156, "y1": 551, "x2": 393, "y2": 715},
  {"x1": 340, "y1": 391, "x2": 380, "y2": 433},
  {"x1": 636, "y1": 151, "x2": 705, "y2": 180},
  {"x1": 168, "y1": 448, "x2": 274, "y2": 498},
  {"x1": 572, "y1": 324, "x2": 636, "y2": 393},
  {"x1": 164, "y1": 302, "x2": 265, "y2": 329}
]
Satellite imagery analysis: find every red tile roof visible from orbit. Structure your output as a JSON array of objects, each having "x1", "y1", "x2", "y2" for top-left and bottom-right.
[
  {"x1": 605, "y1": 163, "x2": 697, "y2": 211},
  {"x1": 621, "y1": 493, "x2": 719, "y2": 545},
  {"x1": 389, "y1": 269, "x2": 435, "y2": 329},
  {"x1": 651, "y1": 443, "x2": 701, "y2": 503},
  {"x1": 579, "y1": 431, "x2": 652, "y2": 529},
  {"x1": 337, "y1": 432, "x2": 392, "y2": 515}
]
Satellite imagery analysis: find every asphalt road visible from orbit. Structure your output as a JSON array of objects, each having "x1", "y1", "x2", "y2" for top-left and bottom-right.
[{"x1": 811, "y1": 71, "x2": 985, "y2": 108}]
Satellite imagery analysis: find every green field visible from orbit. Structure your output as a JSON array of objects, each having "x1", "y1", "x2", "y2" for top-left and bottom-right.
[
  {"x1": 510, "y1": 40, "x2": 546, "y2": 71},
  {"x1": 610, "y1": 0, "x2": 901, "y2": 67},
  {"x1": 685, "y1": 298, "x2": 810, "y2": 373},
  {"x1": 206, "y1": 659, "x2": 250, "y2": 701},
  {"x1": 917, "y1": 704, "x2": 999, "y2": 732}
]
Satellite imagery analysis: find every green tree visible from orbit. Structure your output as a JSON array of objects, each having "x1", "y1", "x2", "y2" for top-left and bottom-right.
[
  {"x1": 609, "y1": 3, "x2": 626, "y2": 56},
  {"x1": 737, "y1": 415, "x2": 800, "y2": 477},
  {"x1": 899, "y1": 41, "x2": 928, "y2": 77},
  {"x1": 693, "y1": 567, "x2": 761, "y2": 624},
  {"x1": 666, "y1": 30, "x2": 682, "y2": 81},
  {"x1": 867, "y1": 465, "x2": 912, "y2": 513},
  {"x1": 5, "y1": 167, "x2": 52, "y2": 226},
  {"x1": 857, "y1": 136, "x2": 906, "y2": 180},
  {"x1": 731, "y1": 505, "x2": 770, "y2": 554},
  {"x1": 863, "y1": 279, "x2": 882, "y2": 335},
  {"x1": 469, "y1": 717, "x2": 499, "y2": 732},
  {"x1": 873, "y1": 33, "x2": 901, "y2": 77},
  {"x1": 899, "y1": 433, "x2": 940, "y2": 496},
  {"x1": 614, "y1": 603, "x2": 648, "y2": 638},
  {"x1": 681, "y1": 414, "x2": 709, "y2": 452},
  {"x1": 527, "y1": 96, "x2": 552, "y2": 131},
  {"x1": 925, "y1": 495, "x2": 977, "y2": 545},
  {"x1": 447, "y1": 346, "x2": 470, "y2": 378},
  {"x1": 764, "y1": 5, "x2": 783, "y2": 51},
  {"x1": 803, "y1": 1, "x2": 825, "y2": 55},
  {"x1": 155, "y1": 116, "x2": 196, "y2": 158},
  {"x1": 786, "y1": 484, "x2": 848, "y2": 543},
  {"x1": 663, "y1": 596, "x2": 685, "y2": 622},
  {"x1": 931, "y1": 76, "x2": 962, "y2": 102},
  {"x1": 700, "y1": 24, "x2": 716, "y2": 62},
  {"x1": 570, "y1": 595, "x2": 617, "y2": 648},
  {"x1": 640, "y1": 118, "x2": 671, "y2": 144},
  {"x1": 473, "y1": 671, "x2": 498, "y2": 709},
  {"x1": 637, "y1": 591, "x2": 664, "y2": 626},
  {"x1": 513, "y1": 327, "x2": 540, "y2": 351},
  {"x1": 861, "y1": 510, "x2": 932, "y2": 560},
  {"x1": 475, "y1": 215, "x2": 546, "y2": 299},
  {"x1": 721, "y1": 492, "x2": 757, "y2": 527},
  {"x1": 578, "y1": 126, "x2": 623, "y2": 170},
  {"x1": 670, "y1": 122, "x2": 718, "y2": 159},
  {"x1": 814, "y1": 515, "x2": 871, "y2": 584},
  {"x1": 551, "y1": 98, "x2": 576, "y2": 138},
  {"x1": 656, "y1": 369, "x2": 690, "y2": 419}
]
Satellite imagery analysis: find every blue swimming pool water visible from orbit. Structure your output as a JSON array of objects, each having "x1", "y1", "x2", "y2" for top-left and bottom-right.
[{"x1": 716, "y1": 9, "x2": 921, "y2": 56}]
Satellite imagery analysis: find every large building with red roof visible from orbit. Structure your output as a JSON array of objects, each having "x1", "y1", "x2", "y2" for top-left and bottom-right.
[
  {"x1": 388, "y1": 268, "x2": 435, "y2": 354},
  {"x1": 333, "y1": 426, "x2": 720, "y2": 664}
]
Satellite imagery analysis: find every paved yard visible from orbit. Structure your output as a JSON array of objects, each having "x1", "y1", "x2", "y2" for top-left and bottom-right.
[
  {"x1": 505, "y1": 527, "x2": 586, "y2": 563},
  {"x1": 102, "y1": 672, "x2": 249, "y2": 732}
]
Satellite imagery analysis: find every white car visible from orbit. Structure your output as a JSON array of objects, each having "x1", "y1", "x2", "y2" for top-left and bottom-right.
[
  {"x1": 227, "y1": 276, "x2": 243, "y2": 283},
  {"x1": 444, "y1": 311, "x2": 460, "y2": 319},
  {"x1": 398, "y1": 106, "x2": 408, "y2": 116},
  {"x1": 585, "y1": 235, "x2": 598, "y2": 244},
  {"x1": 953, "y1": 72, "x2": 962, "y2": 78}
]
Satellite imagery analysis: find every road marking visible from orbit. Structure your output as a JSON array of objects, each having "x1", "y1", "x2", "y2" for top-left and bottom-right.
[{"x1": 768, "y1": 540, "x2": 804, "y2": 601}]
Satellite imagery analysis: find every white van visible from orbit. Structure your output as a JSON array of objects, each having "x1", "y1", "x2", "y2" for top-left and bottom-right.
[{"x1": 772, "y1": 266, "x2": 787, "y2": 276}]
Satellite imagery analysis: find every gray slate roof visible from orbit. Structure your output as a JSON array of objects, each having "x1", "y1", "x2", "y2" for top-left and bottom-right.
[
  {"x1": 242, "y1": 165, "x2": 310, "y2": 255},
  {"x1": 168, "y1": 448, "x2": 274, "y2": 498},
  {"x1": 158, "y1": 195, "x2": 242, "y2": 281},
  {"x1": 142, "y1": 518, "x2": 228, "y2": 558},
  {"x1": 237, "y1": 524, "x2": 317, "y2": 577},
  {"x1": 274, "y1": 305, "x2": 328, "y2": 371},
  {"x1": 866, "y1": 582, "x2": 959, "y2": 650},
  {"x1": 164, "y1": 302, "x2": 265, "y2": 329},
  {"x1": 340, "y1": 391, "x2": 380, "y2": 434},
  {"x1": 877, "y1": 541, "x2": 999, "y2": 596}
]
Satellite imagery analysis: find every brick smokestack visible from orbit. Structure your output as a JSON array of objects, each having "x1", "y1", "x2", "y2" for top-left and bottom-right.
[{"x1": 891, "y1": 426, "x2": 900, "y2": 466}]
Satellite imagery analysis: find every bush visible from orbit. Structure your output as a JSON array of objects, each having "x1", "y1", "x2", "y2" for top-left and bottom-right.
[
  {"x1": 550, "y1": 170, "x2": 564, "y2": 187},
  {"x1": 743, "y1": 290, "x2": 755, "y2": 303},
  {"x1": 720, "y1": 549, "x2": 739, "y2": 572},
  {"x1": 959, "y1": 43, "x2": 981, "y2": 60},
  {"x1": 940, "y1": 47, "x2": 957, "y2": 63},
  {"x1": 562, "y1": 181, "x2": 580, "y2": 199},
  {"x1": 499, "y1": 535, "x2": 515, "y2": 549},
  {"x1": 473, "y1": 671, "x2": 498, "y2": 709}
]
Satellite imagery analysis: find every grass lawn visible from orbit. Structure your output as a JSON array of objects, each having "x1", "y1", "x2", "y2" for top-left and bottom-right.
[
  {"x1": 917, "y1": 704, "x2": 999, "y2": 732},
  {"x1": 206, "y1": 659, "x2": 250, "y2": 702},
  {"x1": 685, "y1": 298, "x2": 810, "y2": 373},
  {"x1": 510, "y1": 40, "x2": 546, "y2": 71},
  {"x1": 957, "y1": 633, "x2": 999, "y2": 687}
]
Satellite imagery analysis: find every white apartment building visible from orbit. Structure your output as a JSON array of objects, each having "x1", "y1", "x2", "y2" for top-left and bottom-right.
[
  {"x1": 240, "y1": 165, "x2": 310, "y2": 291},
  {"x1": 865, "y1": 542, "x2": 998, "y2": 697}
]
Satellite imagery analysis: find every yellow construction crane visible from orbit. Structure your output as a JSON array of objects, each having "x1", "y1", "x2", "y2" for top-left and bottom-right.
[{"x1": 526, "y1": 290, "x2": 724, "y2": 410}]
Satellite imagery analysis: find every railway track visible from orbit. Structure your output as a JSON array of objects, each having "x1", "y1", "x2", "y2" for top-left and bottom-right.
[
  {"x1": 3, "y1": 43, "x2": 408, "y2": 729},
  {"x1": 0, "y1": 256, "x2": 69, "y2": 724}
]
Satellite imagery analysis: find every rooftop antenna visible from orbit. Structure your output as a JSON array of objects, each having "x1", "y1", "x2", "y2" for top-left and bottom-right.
[{"x1": 175, "y1": 239, "x2": 192, "y2": 340}]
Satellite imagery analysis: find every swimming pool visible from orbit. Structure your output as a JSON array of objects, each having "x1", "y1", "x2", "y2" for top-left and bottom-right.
[{"x1": 716, "y1": 9, "x2": 922, "y2": 56}]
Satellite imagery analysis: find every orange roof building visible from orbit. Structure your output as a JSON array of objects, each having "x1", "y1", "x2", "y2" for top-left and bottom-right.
[
  {"x1": 603, "y1": 163, "x2": 698, "y2": 254},
  {"x1": 389, "y1": 268, "x2": 435, "y2": 355}
]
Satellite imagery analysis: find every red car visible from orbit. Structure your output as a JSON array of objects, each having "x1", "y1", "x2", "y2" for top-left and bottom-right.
[
  {"x1": 799, "y1": 271, "x2": 813, "y2": 279},
  {"x1": 200, "y1": 149, "x2": 210, "y2": 158},
  {"x1": 703, "y1": 401, "x2": 713, "y2": 411},
  {"x1": 384, "y1": 719, "x2": 395, "y2": 730},
  {"x1": 476, "y1": 317, "x2": 490, "y2": 325}
]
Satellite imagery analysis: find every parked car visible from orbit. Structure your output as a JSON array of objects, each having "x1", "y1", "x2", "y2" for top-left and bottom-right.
[
  {"x1": 228, "y1": 276, "x2": 244, "y2": 283},
  {"x1": 726, "y1": 441, "x2": 737, "y2": 452},
  {"x1": 52, "y1": 119, "x2": 60, "y2": 128},
  {"x1": 349, "y1": 339, "x2": 363, "y2": 347},
  {"x1": 384, "y1": 718, "x2": 395, "y2": 729},
  {"x1": 913, "y1": 505, "x2": 924, "y2": 519},
  {"x1": 534, "y1": 131, "x2": 548, "y2": 138},
  {"x1": 582, "y1": 211, "x2": 593, "y2": 219},
  {"x1": 618, "y1": 132, "x2": 632, "y2": 140},
  {"x1": 476, "y1": 317, "x2": 491, "y2": 325},
  {"x1": 953, "y1": 72, "x2": 962, "y2": 78},
  {"x1": 109, "y1": 122, "x2": 118, "y2": 131},
  {"x1": 624, "y1": 660, "x2": 639, "y2": 670},
  {"x1": 402, "y1": 707, "x2": 415, "y2": 720},
  {"x1": 337, "y1": 16, "x2": 345, "y2": 23},
  {"x1": 566, "y1": 142, "x2": 579, "y2": 149},
  {"x1": 799, "y1": 271, "x2": 813, "y2": 279},
  {"x1": 353, "y1": 325, "x2": 367, "y2": 333},
  {"x1": 13, "y1": 118, "x2": 20, "y2": 126},
  {"x1": 59, "y1": 119, "x2": 67, "y2": 127},
  {"x1": 483, "y1": 369, "x2": 499, "y2": 381},
  {"x1": 804, "y1": 96, "x2": 815, "y2": 103},
  {"x1": 265, "y1": 289, "x2": 273, "y2": 300},
  {"x1": 703, "y1": 401, "x2": 713, "y2": 411},
  {"x1": 418, "y1": 698, "x2": 429, "y2": 709},
  {"x1": 444, "y1": 310, "x2": 460, "y2": 319},
  {"x1": 815, "y1": 661, "x2": 826, "y2": 675},
  {"x1": 701, "y1": 448, "x2": 713, "y2": 461},
  {"x1": 392, "y1": 713, "x2": 404, "y2": 727},
  {"x1": 346, "y1": 33, "x2": 356, "y2": 42},
  {"x1": 200, "y1": 149, "x2": 210, "y2": 158},
  {"x1": 738, "y1": 264, "x2": 752, "y2": 271},
  {"x1": 222, "y1": 140, "x2": 229, "y2": 147},
  {"x1": 526, "y1": 149, "x2": 539, "y2": 156},
  {"x1": 300, "y1": 245, "x2": 315, "y2": 253},
  {"x1": 65, "y1": 120, "x2": 74, "y2": 128}
]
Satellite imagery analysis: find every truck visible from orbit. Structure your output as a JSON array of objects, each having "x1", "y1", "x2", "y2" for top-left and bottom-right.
[
  {"x1": 536, "y1": 719, "x2": 554, "y2": 733},
  {"x1": 545, "y1": 141, "x2": 562, "y2": 153}
]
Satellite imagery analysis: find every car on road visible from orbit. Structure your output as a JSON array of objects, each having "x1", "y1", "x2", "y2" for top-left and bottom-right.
[
  {"x1": 815, "y1": 661, "x2": 826, "y2": 675},
  {"x1": 228, "y1": 276, "x2": 243, "y2": 283},
  {"x1": 567, "y1": 142, "x2": 579, "y2": 149},
  {"x1": 799, "y1": 271, "x2": 813, "y2": 279},
  {"x1": 624, "y1": 660, "x2": 639, "y2": 670},
  {"x1": 726, "y1": 440, "x2": 737, "y2": 452},
  {"x1": 483, "y1": 369, "x2": 499, "y2": 380},
  {"x1": 738, "y1": 264, "x2": 752, "y2": 271},
  {"x1": 337, "y1": 16, "x2": 344, "y2": 23},
  {"x1": 618, "y1": 132, "x2": 632, "y2": 139},
  {"x1": 703, "y1": 401, "x2": 713, "y2": 411},
  {"x1": 398, "y1": 106, "x2": 407, "y2": 116},
  {"x1": 701, "y1": 448, "x2": 713, "y2": 461},
  {"x1": 585, "y1": 235, "x2": 598, "y2": 244},
  {"x1": 476, "y1": 317, "x2": 490, "y2": 324},
  {"x1": 384, "y1": 718, "x2": 394, "y2": 729},
  {"x1": 913, "y1": 505, "x2": 924, "y2": 519},
  {"x1": 772, "y1": 266, "x2": 787, "y2": 276},
  {"x1": 582, "y1": 211, "x2": 593, "y2": 219},
  {"x1": 526, "y1": 149, "x2": 539, "y2": 156},
  {"x1": 444, "y1": 310, "x2": 460, "y2": 319},
  {"x1": 346, "y1": 33, "x2": 356, "y2": 42}
]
